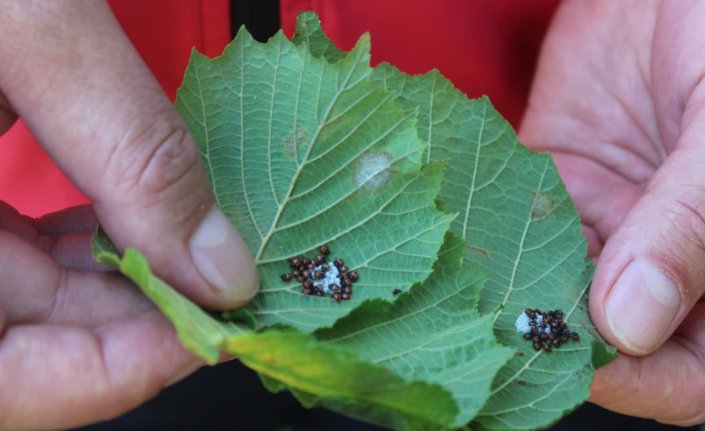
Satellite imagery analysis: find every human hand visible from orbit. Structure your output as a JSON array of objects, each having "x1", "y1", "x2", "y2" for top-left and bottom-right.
[
  {"x1": 0, "y1": 1, "x2": 258, "y2": 429},
  {"x1": 520, "y1": 0, "x2": 705, "y2": 425}
]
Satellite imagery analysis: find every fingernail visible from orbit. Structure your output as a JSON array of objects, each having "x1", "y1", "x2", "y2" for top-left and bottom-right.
[
  {"x1": 605, "y1": 259, "x2": 680, "y2": 354},
  {"x1": 189, "y1": 206, "x2": 259, "y2": 304}
]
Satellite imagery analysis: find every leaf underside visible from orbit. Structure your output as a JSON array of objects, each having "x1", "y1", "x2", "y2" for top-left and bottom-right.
[
  {"x1": 372, "y1": 66, "x2": 600, "y2": 431},
  {"x1": 318, "y1": 234, "x2": 514, "y2": 428},
  {"x1": 294, "y1": 14, "x2": 614, "y2": 430},
  {"x1": 175, "y1": 24, "x2": 453, "y2": 332},
  {"x1": 92, "y1": 230, "x2": 460, "y2": 430},
  {"x1": 93, "y1": 11, "x2": 614, "y2": 431}
]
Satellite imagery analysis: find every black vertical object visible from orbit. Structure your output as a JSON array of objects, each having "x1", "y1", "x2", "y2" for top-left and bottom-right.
[{"x1": 230, "y1": 0, "x2": 280, "y2": 42}]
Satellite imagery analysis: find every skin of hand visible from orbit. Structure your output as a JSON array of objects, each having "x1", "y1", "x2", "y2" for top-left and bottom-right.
[
  {"x1": 520, "y1": 0, "x2": 705, "y2": 425},
  {"x1": 0, "y1": 1, "x2": 258, "y2": 429}
]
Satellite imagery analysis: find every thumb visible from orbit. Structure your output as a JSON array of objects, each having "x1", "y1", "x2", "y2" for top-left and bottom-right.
[
  {"x1": 590, "y1": 119, "x2": 705, "y2": 355},
  {"x1": 0, "y1": 2, "x2": 258, "y2": 309}
]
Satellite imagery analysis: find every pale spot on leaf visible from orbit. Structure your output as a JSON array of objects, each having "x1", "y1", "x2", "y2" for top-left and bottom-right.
[
  {"x1": 353, "y1": 152, "x2": 392, "y2": 192},
  {"x1": 284, "y1": 126, "x2": 308, "y2": 160},
  {"x1": 531, "y1": 190, "x2": 556, "y2": 220}
]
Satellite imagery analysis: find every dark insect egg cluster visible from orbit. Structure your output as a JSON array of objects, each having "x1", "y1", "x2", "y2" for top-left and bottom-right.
[
  {"x1": 281, "y1": 245, "x2": 358, "y2": 301},
  {"x1": 515, "y1": 308, "x2": 579, "y2": 352}
]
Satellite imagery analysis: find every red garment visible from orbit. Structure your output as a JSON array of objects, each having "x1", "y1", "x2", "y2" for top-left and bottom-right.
[
  {"x1": 0, "y1": 0, "x2": 230, "y2": 217},
  {"x1": 0, "y1": 1, "x2": 557, "y2": 217},
  {"x1": 280, "y1": 0, "x2": 558, "y2": 126}
]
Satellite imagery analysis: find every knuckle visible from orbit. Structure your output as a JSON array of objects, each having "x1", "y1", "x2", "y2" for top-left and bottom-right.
[
  {"x1": 670, "y1": 196, "x2": 705, "y2": 254},
  {"x1": 648, "y1": 188, "x2": 705, "y2": 289},
  {"x1": 138, "y1": 127, "x2": 199, "y2": 195},
  {"x1": 106, "y1": 117, "x2": 203, "y2": 200},
  {"x1": 627, "y1": 183, "x2": 705, "y2": 300}
]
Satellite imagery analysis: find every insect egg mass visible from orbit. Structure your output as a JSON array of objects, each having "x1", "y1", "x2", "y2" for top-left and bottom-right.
[{"x1": 281, "y1": 245, "x2": 358, "y2": 301}]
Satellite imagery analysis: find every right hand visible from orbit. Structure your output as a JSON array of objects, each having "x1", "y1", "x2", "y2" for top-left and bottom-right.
[{"x1": 520, "y1": 0, "x2": 705, "y2": 424}]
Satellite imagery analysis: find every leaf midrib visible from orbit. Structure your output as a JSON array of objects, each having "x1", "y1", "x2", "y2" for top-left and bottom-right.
[
  {"x1": 253, "y1": 45, "x2": 365, "y2": 263},
  {"x1": 492, "y1": 158, "x2": 550, "y2": 323},
  {"x1": 459, "y1": 100, "x2": 486, "y2": 267},
  {"x1": 239, "y1": 40, "x2": 265, "y2": 240}
]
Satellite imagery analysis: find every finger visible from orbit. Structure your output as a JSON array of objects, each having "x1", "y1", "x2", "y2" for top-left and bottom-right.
[
  {"x1": 0, "y1": 226, "x2": 205, "y2": 429},
  {"x1": 0, "y1": 204, "x2": 109, "y2": 272},
  {"x1": 590, "y1": 303, "x2": 705, "y2": 425},
  {"x1": 0, "y1": 208, "x2": 38, "y2": 245},
  {"x1": 547, "y1": 152, "x2": 642, "y2": 244},
  {"x1": 0, "y1": 229, "x2": 61, "y2": 324},
  {"x1": 0, "y1": 313, "x2": 202, "y2": 430},
  {"x1": 34, "y1": 204, "x2": 97, "y2": 238},
  {"x1": 0, "y1": 229, "x2": 152, "y2": 326},
  {"x1": 0, "y1": 2, "x2": 258, "y2": 309},
  {"x1": 50, "y1": 232, "x2": 112, "y2": 272},
  {"x1": 33, "y1": 205, "x2": 109, "y2": 271},
  {"x1": 589, "y1": 109, "x2": 705, "y2": 355},
  {"x1": 582, "y1": 225, "x2": 603, "y2": 258}
]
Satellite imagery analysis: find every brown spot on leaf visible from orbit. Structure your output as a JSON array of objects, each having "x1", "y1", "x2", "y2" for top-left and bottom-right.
[
  {"x1": 284, "y1": 126, "x2": 307, "y2": 160},
  {"x1": 531, "y1": 190, "x2": 556, "y2": 220},
  {"x1": 467, "y1": 244, "x2": 489, "y2": 256}
]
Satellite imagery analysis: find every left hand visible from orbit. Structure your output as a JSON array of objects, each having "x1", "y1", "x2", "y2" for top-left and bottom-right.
[
  {"x1": 0, "y1": 2, "x2": 259, "y2": 428},
  {"x1": 0, "y1": 203, "x2": 203, "y2": 429},
  {"x1": 520, "y1": 0, "x2": 705, "y2": 425}
]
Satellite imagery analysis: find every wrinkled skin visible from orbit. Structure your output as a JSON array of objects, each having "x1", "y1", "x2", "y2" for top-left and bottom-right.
[
  {"x1": 521, "y1": 0, "x2": 705, "y2": 425},
  {"x1": 0, "y1": 204, "x2": 206, "y2": 428},
  {"x1": 0, "y1": 1, "x2": 258, "y2": 429}
]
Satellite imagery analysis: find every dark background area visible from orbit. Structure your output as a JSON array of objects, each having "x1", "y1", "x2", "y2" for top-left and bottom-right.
[
  {"x1": 75, "y1": 359, "x2": 701, "y2": 431},
  {"x1": 230, "y1": 0, "x2": 280, "y2": 42}
]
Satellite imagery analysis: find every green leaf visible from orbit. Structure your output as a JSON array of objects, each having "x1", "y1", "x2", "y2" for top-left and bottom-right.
[
  {"x1": 92, "y1": 230, "x2": 245, "y2": 364},
  {"x1": 290, "y1": 12, "x2": 345, "y2": 63},
  {"x1": 317, "y1": 233, "x2": 514, "y2": 428},
  {"x1": 239, "y1": 234, "x2": 513, "y2": 430},
  {"x1": 91, "y1": 226, "x2": 120, "y2": 267},
  {"x1": 230, "y1": 330, "x2": 459, "y2": 430},
  {"x1": 289, "y1": 14, "x2": 615, "y2": 427},
  {"x1": 93, "y1": 11, "x2": 616, "y2": 431},
  {"x1": 369, "y1": 65, "x2": 615, "y2": 430},
  {"x1": 92, "y1": 232, "x2": 459, "y2": 430},
  {"x1": 175, "y1": 24, "x2": 453, "y2": 332}
]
